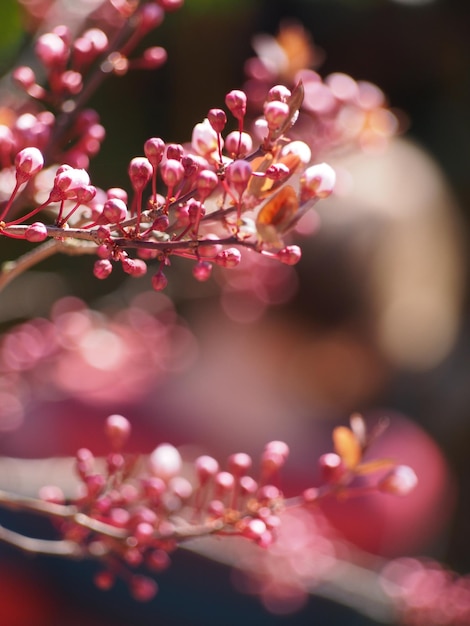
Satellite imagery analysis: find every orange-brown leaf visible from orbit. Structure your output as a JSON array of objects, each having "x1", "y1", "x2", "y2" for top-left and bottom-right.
[
  {"x1": 332, "y1": 426, "x2": 362, "y2": 469},
  {"x1": 354, "y1": 458, "x2": 396, "y2": 476}
]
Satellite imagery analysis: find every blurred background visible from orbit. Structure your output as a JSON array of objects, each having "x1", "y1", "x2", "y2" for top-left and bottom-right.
[{"x1": 0, "y1": 0, "x2": 470, "y2": 624}]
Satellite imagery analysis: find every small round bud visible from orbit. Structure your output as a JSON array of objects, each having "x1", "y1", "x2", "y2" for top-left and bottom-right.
[
  {"x1": 121, "y1": 257, "x2": 148, "y2": 277},
  {"x1": 267, "y1": 85, "x2": 292, "y2": 102},
  {"x1": 276, "y1": 245, "x2": 302, "y2": 266},
  {"x1": 149, "y1": 443, "x2": 182, "y2": 480},
  {"x1": 227, "y1": 452, "x2": 252, "y2": 476},
  {"x1": 214, "y1": 247, "x2": 241, "y2": 268},
  {"x1": 224, "y1": 131, "x2": 253, "y2": 157},
  {"x1": 195, "y1": 455, "x2": 219, "y2": 484},
  {"x1": 207, "y1": 108, "x2": 227, "y2": 133},
  {"x1": 129, "y1": 157, "x2": 152, "y2": 191},
  {"x1": 191, "y1": 119, "x2": 219, "y2": 157},
  {"x1": 300, "y1": 162, "x2": 336, "y2": 201},
  {"x1": 196, "y1": 169, "x2": 218, "y2": 201},
  {"x1": 94, "y1": 570, "x2": 115, "y2": 591},
  {"x1": 93, "y1": 259, "x2": 113, "y2": 280},
  {"x1": 160, "y1": 158, "x2": 184, "y2": 188},
  {"x1": 151, "y1": 270, "x2": 168, "y2": 291},
  {"x1": 239, "y1": 475, "x2": 258, "y2": 495},
  {"x1": 130, "y1": 575, "x2": 158, "y2": 602},
  {"x1": 24, "y1": 222, "x2": 47, "y2": 242},
  {"x1": 105, "y1": 414, "x2": 131, "y2": 449},
  {"x1": 318, "y1": 453, "x2": 346, "y2": 484},
  {"x1": 242, "y1": 518, "x2": 267, "y2": 541},
  {"x1": 263, "y1": 100, "x2": 289, "y2": 131},
  {"x1": 215, "y1": 471, "x2": 235, "y2": 494},
  {"x1": 166, "y1": 143, "x2": 183, "y2": 161},
  {"x1": 225, "y1": 160, "x2": 252, "y2": 196},
  {"x1": 225, "y1": 89, "x2": 247, "y2": 120},
  {"x1": 192, "y1": 260, "x2": 212, "y2": 282},
  {"x1": 144, "y1": 137, "x2": 165, "y2": 167},
  {"x1": 102, "y1": 197, "x2": 128, "y2": 223},
  {"x1": 378, "y1": 465, "x2": 418, "y2": 496},
  {"x1": 35, "y1": 32, "x2": 68, "y2": 67},
  {"x1": 15, "y1": 147, "x2": 44, "y2": 184}
]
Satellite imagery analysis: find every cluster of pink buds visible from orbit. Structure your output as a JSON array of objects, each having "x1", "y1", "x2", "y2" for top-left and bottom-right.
[
  {"x1": 1, "y1": 79, "x2": 336, "y2": 293},
  {"x1": 0, "y1": 414, "x2": 411, "y2": 603}
]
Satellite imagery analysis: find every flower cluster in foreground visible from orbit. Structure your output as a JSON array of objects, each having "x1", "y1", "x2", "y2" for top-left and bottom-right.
[{"x1": 0, "y1": 412, "x2": 417, "y2": 604}]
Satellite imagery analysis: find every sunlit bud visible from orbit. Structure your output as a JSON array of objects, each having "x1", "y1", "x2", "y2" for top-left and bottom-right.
[
  {"x1": 214, "y1": 247, "x2": 241, "y2": 268},
  {"x1": 75, "y1": 185, "x2": 97, "y2": 204},
  {"x1": 264, "y1": 441, "x2": 290, "y2": 462},
  {"x1": 52, "y1": 167, "x2": 91, "y2": 200},
  {"x1": 276, "y1": 245, "x2": 302, "y2": 266},
  {"x1": 165, "y1": 143, "x2": 183, "y2": 161},
  {"x1": 122, "y1": 257, "x2": 147, "y2": 277},
  {"x1": 147, "y1": 550, "x2": 171, "y2": 573},
  {"x1": 160, "y1": 158, "x2": 184, "y2": 187},
  {"x1": 182, "y1": 154, "x2": 198, "y2": 178},
  {"x1": 239, "y1": 475, "x2": 258, "y2": 495},
  {"x1": 227, "y1": 453, "x2": 252, "y2": 476},
  {"x1": 85, "y1": 473, "x2": 106, "y2": 497},
  {"x1": 242, "y1": 518, "x2": 267, "y2": 541},
  {"x1": 15, "y1": 147, "x2": 44, "y2": 184},
  {"x1": 35, "y1": 32, "x2": 68, "y2": 67},
  {"x1": 224, "y1": 131, "x2": 252, "y2": 157},
  {"x1": 152, "y1": 214, "x2": 170, "y2": 232},
  {"x1": 107, "y1": 187, "x2": 128, "y2": 203},
  {"x1": 300, "y1": 162, "x2": 336, "y2": 201},
  {"x1": 130, "y1": 575, "x2": 158, "y2": 602},
  {"x1": 103, "y1": 197, "x2": 128, "y2": 223},
  {"x1": 84, "y1": 28, "x2": 108, "y2": 52},
  {"x1": 207, "y1": 108, "x2": 227, "y2": 133},
  {"x1": 257, "y1": 485, "x2": 281, "y2": 501},
  {"x1": 267, "y1": 85, "x2": 292, "y2": 102},
  {"x1": 24, "y1": 222, "x2": 48, "y2": 242},
  {"x1": 96, "y1": 225, "x2": 111, "y2": 239},
  {"x1": 105, "y1": 414, "x2": 131, "y2": 449},
  {"x1": 192, "y1": 260, "x2": 212, "y2": 282},
  {"x1": 169, "y1": 476, "x2": 193, "y2": 500},
  {"x1": 139, "y1": 3, "x2": 165, "y2": 31},
  {"x1": 12, "y1": 66, "x2": 36, "y2": 90},
  {"x1": 196, "y1": 169, "x2": 218, "y2": 200},
  {"x1": 141, "y1": 46, "x2": 167, "y2": 70},
  {"x1": 281, "y1": 140, "x2": 312, "y2": 165},
  {"x1": 215, "y1": 471, "x2": 235, "y2": 494},
  {"x1": 129, "y1": 157, "x2": 152, "y2": 191},
  {"x1": 225, "y1": 159, "x2": 252, "y2": 196},
  {"x1": 225, "y1": 89, "x2": 247, "y2": 120},
  {"x1": 93, "y1": 259, "x2": 113, "y2": 279},
  {"x1": 96, "y1": 244, "x2": 111, "y2": 259},
  {"x1": 318, "y1": 453, "x2": 346, "y2": 484},
  {"x1": 149, "y1": 443, "x2": 182, "y2": 480},
  {"x1": 263, "y1": 100, "x2": 290, "y2": 132},
  {"x1": 378, "y1": 465, "x2": 418, "y2": 496},
  {"x1": 60, "y1": 70, "x2": 83, "y2": 95},
  {"x1": 144, "y1": 137, "x2": 165, "y2": 167},
  {"x1": 142, "y1": 477, "x2": 166, "y2": 501},
  {"x1": 208, "y1": 499, "x2": 225, "y2": 517},
  {"x1": 192, "y1": 118, "x2": 219, "y2": 157},
  {"x1": 302, "y1": 487, "x2": 320, "y2": 504},
  {"x1": 195, "y1": 455, "x2": 219, "y2": 484}
]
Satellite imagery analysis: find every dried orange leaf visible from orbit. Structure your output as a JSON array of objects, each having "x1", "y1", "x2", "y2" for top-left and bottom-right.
[
  {"x1": 354, "y1": 458, "x2": 396, "y2": 476},
  {"x1": 332, "y1": 426, "x2": 362, "y2": 469},
  {"x1": 256, "y1": 185, "x2": 299, "y2": 246}
]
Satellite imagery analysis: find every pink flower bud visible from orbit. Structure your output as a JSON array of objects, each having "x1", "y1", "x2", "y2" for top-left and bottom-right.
[
  {"x1": 242, "y1": 518, "x2": 267, "y2": 541},
  {"x1": 121, "y1": 257, "x2": 147, "y2": 277},
  {"x1": 24, "y1": 222, "x2": 48, "y2": 242},
  {"x1": 102, "y1": 197, "x2": 128, "y2": 223},
  {"x1": 151, "y1": 270, "x2": 168, "y2": 291},
  {"x1": 215, "y1": 471, "x2": 235, "y2": 494},
  {"x1": 267, "y1": 85, "x2": 292, "y2": 102},
  {"x1": 300, "y1": 162, "x2": 336, "y2": 200},
  {"x1": 208, "y1": 499, "x2": 225, "y2": 517},
  {"x1": 35, "y1": 32, "x2": 68, "y2": 67},
  {"x1": 378, "y1": 465, "x2": 418, "y2": 496},
  {"x1": 225, "y1": 89, "x2": 247, "y2": 120},
  {"x1": 191, "y1": 119, "x2": 220, "y2": 157},
  {"x1": 239, "y1": 475, "x2": 258, "y2": 495},
  {"x1": 51, "y1": 167, "x2": 91, "y2": 201},
  {"x1": 214, "y1": 247, "x2": 241, "y2": 268},
  {"x1": 265, "y1": 163, "x2": 290, "y2": 180},
  {"x1": 60, "y1": 70, "x2": 83, "y2": 95},
  {"x1": 225, "y1": 160, "x2": 252, "y2": 196},
  {"x1": 147, "y1": 550, "x2": 171, "y2": 573},
  {"x1": 107, "y1": 187, "x2": 128, "y2": 202},
  {"x1": 160, "y1": 158, "x2": 184, "y2": 188},
  {"x1": 129, "y1": 157, "x2": 152, "y2": 191},
  {"x1": 195, "y1": 455, "x2": 219, "y2": 484},
  {"x1": 166, "y1": 143, "x2": 183, "y2": 161},
  {"x1": 227, "y1": 452, "x2": 252, "y2": 476},
  {"x1": 196, "y1": 169, "x2": 218, "y2": 200},
  {"x1": 139, "y1": 3, "x2": 165, "y2": 31},
  {"x1": 93, "y1": 259, "x2": 113, "y2": 279},
  {"x1": 276, "y1": 245, "x2": 302, "y2": 265},
  {"x1": 281, "y1": 140, "x2": 312, "y2": 165},
  {"x1": 257, "y1": 485, "x2": 281, "y2": 501},
  {"x1": 207, "y1": 108, "x2": 227, "y2": 133},
  {"x1": 15, "y1": 147, "x2": 44, "y2": 184},
  {"x1": 156, "y1": 0, "x2": 184, "y2": 11},
  {"x1": 141, "y1": 47, "x2": 167, "y2": 70},
  {"x1": 105, "y1": 414, "x2": 131, "y2": 449},
  {"x1": 263, "y1": 100, "x2": 290, "y2": 131},
  {"x1": 144, "y1": 137, "x2": 165, "y2": 167},
  {"x1": 94, "y1": 570, "x2": 114, "y2": 591},
  {"x1": 318, "y1": 453, "x2": 346, "y2": 484},
  {"x1": 192, "y1": 260, "x2": 212, "y2": 282},
  {"x1": 264, "y1": 440, "x2": 289, "y2": 461},
  {"x1": 149, "y1": 443, "x2": 182, "y2": 480},
  {"x1": 224, "y1": 131, "x2": 253, "y2": 157},
  {"x1": 12, "y1": 66, "x2": 36, "y2": 90},
  {"x1": 130, "y1": 575, "x2": 158, "y2": 602}
]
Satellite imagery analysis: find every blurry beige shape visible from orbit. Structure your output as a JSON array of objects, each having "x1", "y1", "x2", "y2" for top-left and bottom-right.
[{"x1": 327, "y1": 138, "x2": 464, "y2": 370}]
